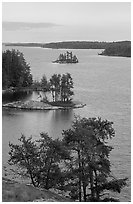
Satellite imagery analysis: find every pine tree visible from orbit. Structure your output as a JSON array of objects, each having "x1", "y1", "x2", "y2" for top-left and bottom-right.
[
  {"x1": 49, "y1": 74, "x2": 61, "y2": 102},
  {"x1": 60, "y1": 73, "x2": 74, "y2": 102},
  {"x1": 62, "y1": 116, "x2": 127, "y2": 201},
  {"x1": 2, "y1": 49, "x2": 32, "y2": 89}
]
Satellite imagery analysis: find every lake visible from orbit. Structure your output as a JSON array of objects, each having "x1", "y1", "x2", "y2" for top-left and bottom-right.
[{"x1": 2, "y1": 46, "x2": 131, "y2": 201}]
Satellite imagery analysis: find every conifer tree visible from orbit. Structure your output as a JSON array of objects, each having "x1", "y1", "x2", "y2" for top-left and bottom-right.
[
  {"x1": 2, "y1": 49, "x2": 32, "y2": 89},
  {"x1": 62, "y1": 116, "x2": 127, "y2": 201}
]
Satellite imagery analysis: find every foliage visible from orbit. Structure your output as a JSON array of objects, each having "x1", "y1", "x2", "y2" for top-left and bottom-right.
[
  {"x1": 99, "y1": 41, "x2": 131, "y2": 57},
  {"x1": 2, "y1": 49, "x2": 33, "y2": 89},
  {"x1": 36, "y1": 133, "x2": 70, "y2": 189},
  {"x1": 97, "y1": 178, "x2": 128, "y2": 194},
  {"x1": 8, "y1": 116, "x2": 127, "y2": 201},
  {"x1": 49, "y1": 73, "x2": 74, "y2": 102},
  {"x1": 60, "y1": 73, "x2": 74, "y2": 102},
  {"x1": 43, "y1": 41, "x2": 108, "y2": 49},
  {"x1": 31, "y1": 73, "x2": 74, "y2": 103},
  {"x1": 8, "y1": 135, "x2": 40, "y2": 187},
  {"x1": 8, "y1": 133, "x2": 70, "y2": 189},
  {"x1": 32, "y1": 75, "x2": 50, "y2": 92},
  {"x1": 40, "y1": 75, "x2": 50, "y2": 92},
  {"x1": 62, "y1": 116, "x2": 127, "y2": 201},
  {"x1": 32, "y1": 80, "x2": 42, "y2": 91},
  {"x1": 49, "y1": 74, "x2": 61, "y2": 102}
]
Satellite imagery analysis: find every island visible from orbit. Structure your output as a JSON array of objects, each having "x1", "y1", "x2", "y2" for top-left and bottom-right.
[
  {"x1": 2, "y1": 100, "x2": 86, "y2": 110},
  {"x1": 52, "y1": 51, "x2": 78, "y2": 64},
  {"x1": 2, "y1": 50, "x2": 85, "y2": 111}
]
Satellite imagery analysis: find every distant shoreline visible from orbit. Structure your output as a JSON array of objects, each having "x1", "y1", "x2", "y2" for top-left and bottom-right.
[
  {"x1": 3, "y1": 40, "x2": 131, "y2": 58},
  {"x1": 98, "y1": 53, "x2": 131, "y2": 58}
]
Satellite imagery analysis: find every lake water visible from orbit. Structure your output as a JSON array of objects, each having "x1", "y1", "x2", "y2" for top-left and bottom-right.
[{"x1": 2, "y1": 46, "x2": 131, "y2": 201}]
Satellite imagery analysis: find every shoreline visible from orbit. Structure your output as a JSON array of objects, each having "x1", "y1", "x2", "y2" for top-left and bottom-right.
[
  {"x1": 2, "y1": 100, "x2": 86, "y2": 111},
  {"x1": 3, "y1": 44, "x2": 131, "y2": 58}
]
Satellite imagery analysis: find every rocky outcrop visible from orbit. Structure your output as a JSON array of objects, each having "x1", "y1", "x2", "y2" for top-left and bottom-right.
[
  {"x1": 2, "y1": 177, "x2": 72, "y2": 202},
  {"x1": 2, "y1": 100, "x2": 86, "y2": 110}
]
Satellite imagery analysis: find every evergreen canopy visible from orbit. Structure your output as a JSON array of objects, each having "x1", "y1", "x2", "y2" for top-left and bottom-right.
[{"x1": 2, "y1": 49, "x2": 33, "y2": 89}]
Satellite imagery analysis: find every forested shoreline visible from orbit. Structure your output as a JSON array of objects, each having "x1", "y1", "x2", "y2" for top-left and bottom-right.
[
  {"x1": 99, "y1": 41, "x2": 131, "y2": 57},
  {"x1": 3, "y1": 40, "x2": 131, "y2": 57},
  {"x1": 2, "y1": 49, "x2": 77, "y2": 109}
]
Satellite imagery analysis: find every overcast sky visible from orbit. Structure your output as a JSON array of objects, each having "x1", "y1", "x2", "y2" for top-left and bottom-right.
[{"x1": 2, "y1": 2, "x2": 131, "y2": 43}]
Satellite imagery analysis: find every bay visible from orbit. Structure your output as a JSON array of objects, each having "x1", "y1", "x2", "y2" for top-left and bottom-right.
[{"x1": 2, "y1": 46, "x2": 131, "y2": 201}]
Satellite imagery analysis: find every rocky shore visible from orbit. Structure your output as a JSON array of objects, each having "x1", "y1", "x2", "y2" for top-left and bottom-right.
[
  {"x1": 2, "y1": 177, "x2": 72, "y2": 202},
  {"x1": 2, "y1": 100, "x2": 86, "y2": 111}
]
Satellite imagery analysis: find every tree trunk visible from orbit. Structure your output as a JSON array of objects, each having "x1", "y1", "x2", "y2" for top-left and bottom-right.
[
  {"x1": 83, "y1": 183, "x2": 87, "y2": 202},
  {"x1": 52, "y1": 91, "x2": 54, "y2": 102},
  {"x1": 45, "y1": 167, "x2": 51, "y2": 189},
  {"x1": 94, "y1": 169, "x2": 99, "y2": 201},
  {"x1": 45, "y1": 159, "x2": 53, "y2": 189},
  {"x1": 89, "y1": 169, "x2": 95, "y2": 200},
  {"x1": 78, "y1": 150, "x2": 82, "y2": 202},
  {"x1": 81, "y1": 160, "x2": 87, "y2": 202},
  {"x1": 29, "y1": 170, "x2": 37, "y2": 187},
  {"x1": 26, "y1": 159, "x2": 38, "y2": 187}
]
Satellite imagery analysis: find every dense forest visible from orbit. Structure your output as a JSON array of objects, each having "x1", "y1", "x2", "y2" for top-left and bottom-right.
[
  {"x1": 2, "y1": 49, "x2": 33, "y2": 89},
  {"x1": 4, "y1": 41, "x2": 131, "y2": 57},
  {"x1": 43, "y1": 41, "x2": 108, "y2": 49},
  {"x1": 99, "y1": 41, "x2": 131, "y2": 57}
]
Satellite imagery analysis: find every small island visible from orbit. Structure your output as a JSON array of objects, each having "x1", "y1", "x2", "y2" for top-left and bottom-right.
[
  {"x1": 3, "y1": 72, "x2": 86, "y2": 111},
  {"x1": 53, "y1": 51, "x2": 78, "y2": 63},
  {"x1": 2, "y1": 50, "x2": 85, "y2": 111},
  {"x1": 2, "y1": 100, "x2": 86, "y2": 110}
]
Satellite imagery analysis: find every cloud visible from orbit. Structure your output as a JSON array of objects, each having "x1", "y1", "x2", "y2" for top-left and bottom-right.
[{"x1": 2, "y1": 21, "x2": 58, "y2": 31}]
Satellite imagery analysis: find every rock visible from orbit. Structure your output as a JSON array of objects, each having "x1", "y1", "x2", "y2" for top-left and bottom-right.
[
  {"x1": 2, "y1": 100, "x2": 86, "y2": 111},
  {"x1": 2, "y1": 177, "x2": 72, "y2": 202}
]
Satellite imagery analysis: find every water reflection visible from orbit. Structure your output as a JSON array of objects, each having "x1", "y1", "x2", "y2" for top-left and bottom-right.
[
  {"x1": 2, "y1": 91, "x2": 33, "y2": 104},
  {"x1": 2, "y1": 108, "x2": 20, "y2": 117},
  {"x1": 52, "y1": 109, "x2": 73, "y2": 122},
  {"x1": 49, "y1": 109, "x2": 74, "y2": 139}
]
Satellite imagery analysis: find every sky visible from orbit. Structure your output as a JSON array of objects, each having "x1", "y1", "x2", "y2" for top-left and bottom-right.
[{"x1": 2, "y1": 2, "x2": 131, "y2": 43}]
